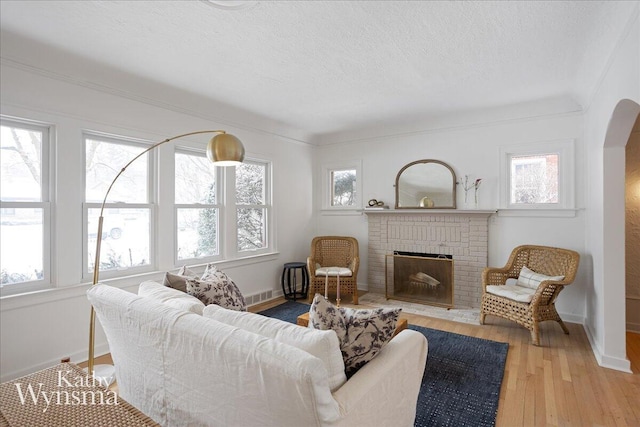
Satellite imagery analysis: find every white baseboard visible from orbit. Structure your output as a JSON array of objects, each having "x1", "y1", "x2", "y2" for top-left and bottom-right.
[
  {"x1": 626, "y1": 321, "x2": 640, "y2": 334},
  {"x1": 0, "y1": 342, "x2": 111, "y2": 383},
  {"x1": 557, "y1": 311, "x2": 584, "y2": 324},
  {"x1": 583, "y1": 322, "x2": 632, "y2": 373}
]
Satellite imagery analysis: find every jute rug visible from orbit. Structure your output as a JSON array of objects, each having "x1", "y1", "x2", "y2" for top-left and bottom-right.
[
  {"x1": 259, "y1": 301, "x2": 507, "y2": 427},
  {"x1": 358, "y1": 292, "x2": 481, "y2": 325}
]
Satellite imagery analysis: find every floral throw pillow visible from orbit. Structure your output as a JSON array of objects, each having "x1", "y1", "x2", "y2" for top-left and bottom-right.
[
  {"x1": 186, "y1": 266, "x2": 247, "y2": 311},
  {"x1": 200, "y1": 263, "x2": 224, "y2": 281},
  {"x1": 308, "y1": 294, "x2": 348, "y2": 342},
  {"x1": 309, "y1": 294, "x2": 400, "y2": 377}
]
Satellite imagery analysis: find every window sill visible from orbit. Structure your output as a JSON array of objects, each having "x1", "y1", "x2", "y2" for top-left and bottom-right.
[
  {"x1": 182, "y1": 252, "x2": 280, "y2": 271},
  {"x1": 320, "y1": 209, "x2": 363, "y2": 216},
  {"x1": 0, "y1": 283, "x2": 55, "y2": 300},
  {"x1": 497, "y1": 208, "x2": 581, "y2": 218},
  {"x1": 0, "y1": 252, "x2": 281, "y2": 311}
]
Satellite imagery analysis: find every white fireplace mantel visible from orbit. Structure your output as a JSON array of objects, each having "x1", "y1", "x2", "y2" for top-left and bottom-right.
[
  {"x1": 363, "y1": 209, "x2": 496, "y2": 216},
  {"x1": 365, "y1": 209, "x2": 492, "y2": 308}
]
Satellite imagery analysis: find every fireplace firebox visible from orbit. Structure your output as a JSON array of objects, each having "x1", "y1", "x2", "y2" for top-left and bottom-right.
[{"x1": 385, "y1": 252, "x2": 454, "y2": 308}]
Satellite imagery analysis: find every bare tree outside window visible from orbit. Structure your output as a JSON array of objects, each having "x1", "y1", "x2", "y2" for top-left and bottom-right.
[
  {"x1": 1, "y1": 127, "x2": 41, "y2": 200},
  {"x1": 1, "y1": 123, "x2": 46, "y2": 285},
  {"x1": 331, "y1": 169, "x2": 356, "y2": 206},
  {"x1": 194, "y1": 181, "x2": 218, "y2": 257},
  {"x1": 175, "y1": 152, "x2": 218, "y2": 260},
  {"x1": 236, "y1": 162, "x2": 267, "y2": 252},
  {"x1": 175, "y1": 153, "x2": 271, "y2": 260}
]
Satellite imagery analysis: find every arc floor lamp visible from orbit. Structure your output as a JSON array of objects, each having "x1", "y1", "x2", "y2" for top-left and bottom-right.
[{"x1": 87, "y1": 130, "x2": 245, "y2": 379}]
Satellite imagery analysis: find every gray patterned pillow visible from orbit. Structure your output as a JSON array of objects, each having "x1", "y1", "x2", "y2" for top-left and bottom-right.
[
  {"x1": 163, "y1": 265, "x2": 197, "y2": 293},
  {"x1": 309, "y1": 294, "x2": 400, "y2": 377},
  {"x1": 186, "y1": 266, "x2": 246, "y2": 311}
]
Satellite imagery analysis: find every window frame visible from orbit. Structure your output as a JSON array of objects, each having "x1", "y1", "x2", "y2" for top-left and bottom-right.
[
  {"x1": 0, "y1": 117, "x2": 53, "y2": 295},
  {"x1": 173, "y1": 150, "x2": 274, "y2": 266},
  {"x1": 321, "y1": 160, "x2": 362, "y2": 211},
  {"x1": 82, "y1": 132, "x2": 157, "y2": 281},
  {"x1": 173, "y1": 148, "x2": 224, "y2": 265},
  {"x1": 499, "y1": 139, "x2": 575, "y2": 214},
  {"x1": 232, "y1": 158, "x2": 272, "y2": 257}
]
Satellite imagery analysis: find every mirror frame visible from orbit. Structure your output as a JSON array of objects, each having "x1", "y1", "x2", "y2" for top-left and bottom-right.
[{"x1": 394, "y1": 159, "x2": 457, "y2": 209}]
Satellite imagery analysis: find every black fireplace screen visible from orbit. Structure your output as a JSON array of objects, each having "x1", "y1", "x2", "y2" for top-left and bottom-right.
[{"x1": 385, "y1": 254, "x2": 454, "y2": 308}]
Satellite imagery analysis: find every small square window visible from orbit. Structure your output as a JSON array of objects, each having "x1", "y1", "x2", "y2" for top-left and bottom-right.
[
  {"x1": 330, "y1": 169, "x2": 357, "y2": 207},
  {"x1": 500, "y1": 140, "x2": 575, "y2": 212},
  {"x1": 321, "y1": 161, "x2": 362, "y2": 211},
  {"x1": 510, "y1": 154, "x2": 559, "y2": 204}
]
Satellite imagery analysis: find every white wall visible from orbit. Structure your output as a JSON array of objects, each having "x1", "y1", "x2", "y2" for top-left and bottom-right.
[
  {"x1": 2, "y1": 7, "x2": 638, "y2": 381},
  {"x1": 583, "y1": 7, "x2": 639, "y2": 372},
  {"x1": 0, "y1": 61, "x2": 316, "y2": 381},
  {"x1": 316, "y1": 111, "x2": 587, "y2": 321},
  {"x1": 315, "y1": 6, "x2": 640, "y2": 374}
]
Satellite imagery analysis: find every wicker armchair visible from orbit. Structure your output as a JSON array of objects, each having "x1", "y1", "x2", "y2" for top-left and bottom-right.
[
  {"x1": 480, "y1": 245, "x2": 580, "y2": 346},
  {"x1": 307, "y1": 236, "x2": 359, "y2": 305}
]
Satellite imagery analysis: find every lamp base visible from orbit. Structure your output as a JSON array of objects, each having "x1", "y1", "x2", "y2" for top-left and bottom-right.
[{"x1": 84, "y1": 364, "x2": 116, "y2": 388}]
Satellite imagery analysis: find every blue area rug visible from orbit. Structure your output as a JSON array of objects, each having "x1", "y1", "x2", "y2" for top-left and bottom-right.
[{"x1": 259, "y1": 300, "x2": 508, "y2": 427}]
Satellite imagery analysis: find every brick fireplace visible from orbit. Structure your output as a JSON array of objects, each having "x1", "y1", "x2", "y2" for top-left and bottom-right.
[{"x1": 365, "y1": 210, "x2": 494, "y2": 308}]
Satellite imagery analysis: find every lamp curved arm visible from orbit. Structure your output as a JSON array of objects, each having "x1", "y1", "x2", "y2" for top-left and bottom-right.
[
  {"x1": 88, "y1": 129, "x2": 227, "y2": 375},
  {"x1": 91, "y1": 130, "x2": 226, "y2": 285}
]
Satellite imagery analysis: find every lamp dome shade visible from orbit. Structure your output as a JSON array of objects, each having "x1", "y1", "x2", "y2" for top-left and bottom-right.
[{"x1": 206, "y1": 133, "x2": 245, "y2": 166}]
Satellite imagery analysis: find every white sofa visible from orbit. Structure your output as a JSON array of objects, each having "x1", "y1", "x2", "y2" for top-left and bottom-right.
[{"x1": 87, "y1": 283, "x2": 428, "y2": 427}]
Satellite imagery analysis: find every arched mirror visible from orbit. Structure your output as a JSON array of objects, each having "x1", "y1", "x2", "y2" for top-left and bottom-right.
[{"x1": 395, "y1": 160, "x2": 457, "y2": 209}]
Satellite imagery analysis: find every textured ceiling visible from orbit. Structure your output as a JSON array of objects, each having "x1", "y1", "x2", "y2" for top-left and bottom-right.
[{"x1": 0, "y1": 1, "x2": 637, "y2": 141}]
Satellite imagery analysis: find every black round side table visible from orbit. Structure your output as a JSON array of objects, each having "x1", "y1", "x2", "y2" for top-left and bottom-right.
[{"x1": 281, "y1": 262, "x2": 309, "y2": 301}]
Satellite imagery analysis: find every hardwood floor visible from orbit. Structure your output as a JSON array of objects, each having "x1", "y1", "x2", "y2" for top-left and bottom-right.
[
  {"x1": 252, "y1": 296, "x2": 640, "y2": 427},
  {"x1": 87, "y1": 296, "x2": 639, "y2": 426}
]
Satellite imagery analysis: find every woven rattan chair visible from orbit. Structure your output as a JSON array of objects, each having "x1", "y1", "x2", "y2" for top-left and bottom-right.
[
  {"x1": 307, "y1": 236, "x2": 359, "y2": 305},
  {"x1": 480, "y1": 245, "x2": 580, "y2": 346}
]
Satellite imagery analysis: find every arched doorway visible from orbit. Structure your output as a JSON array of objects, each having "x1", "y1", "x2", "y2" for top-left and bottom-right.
[
  {"x1": 625, "y1": 113, "x2": 640, "y2": 372},
  {"x1": 602, "y1": 99, "x2": 640, "y2": 373}
]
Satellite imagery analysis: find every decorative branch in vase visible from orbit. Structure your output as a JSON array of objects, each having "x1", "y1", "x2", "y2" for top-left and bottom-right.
[{"x1": 458, "y1": 175, "x2": 482, "y2": 208}]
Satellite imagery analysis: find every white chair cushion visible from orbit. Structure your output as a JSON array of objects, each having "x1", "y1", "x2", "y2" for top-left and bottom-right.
[
  {"x1": 203, "y1": 304, "x2": 347, "y2": 392},
  {"x1": 516, "y1": 266, "x2": 565, "y2": 290},
  {"x1": 138, "y1": 281, "x2": 205, "y2": 315},
  {"x1": 316, "y1": 267, "x2": 353, "y2": 277},
  {"x1": 486, "y1": 284, "x2": 536, "y2": 303}
]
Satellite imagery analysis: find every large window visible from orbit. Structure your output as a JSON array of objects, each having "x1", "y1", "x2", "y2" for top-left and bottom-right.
[
  {"x1": 236, "y1": 160, "x2": 269, "y2": 253},
  {"x1": 0, "y1": 119, "x2": 51, "y2": 290},
  {"x1": 84, "y1": 133, "x2": 154, "y2": 279},
  {"x1": 175, "y1": 150, "x2": 220, "y2": 261},
  {"x1": 175, "y1": 151, "x2": 272, "y2": 263},
  {"x1": 499, "y1": 140, "x2": 575, "y2": 213}
]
